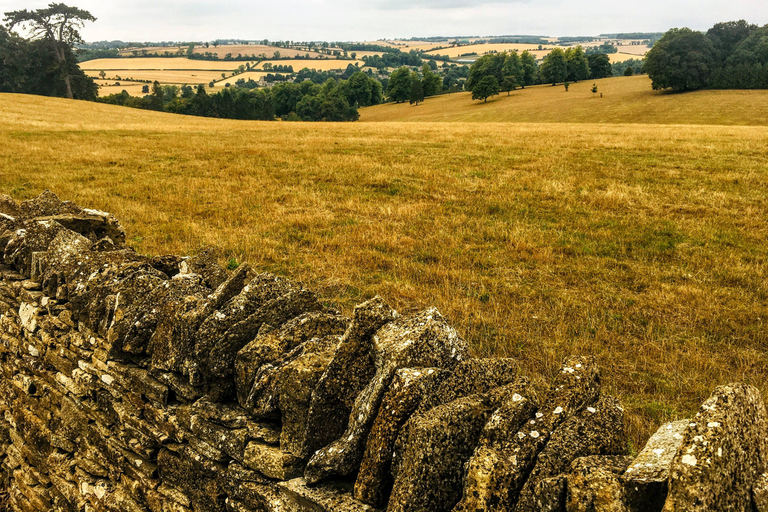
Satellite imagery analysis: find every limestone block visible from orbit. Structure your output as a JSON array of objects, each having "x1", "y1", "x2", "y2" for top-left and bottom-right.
[
  {"x1": 388, "y1": 382, "x2": 523, "y2": 512},
  {"x1": 452, "y1": 378, "x2": 537, "y2": 512},
  {"x1": 516, "y1": 395, "x2": 628, "y2": 512},
  {"x1": 567, "y1": 456, "x2": 634, "y2": 512},
  {"x1": 305, "y1": 307, "x2": 469, "y2": 484},
  {"x1": 454, "y1": 356, "x2": 600, "y2": 512},
  {"x1": 236, "y1": 311, "x2": 348, "y2": 410},
  {"x1": 275, "y1": 337, "x2": 339, "y2": 456},
  {"x1": 622, "y1": 419, "x2": 688, "y2": 512},
  {"x1": 301, "y1": 296, "x2": 399, "y2": 458},
  {"x1": 662, "y1": 383, "x2": 768, "y2": 511},
  {"x1": 754, "y1": 473, "x2": 768, "y2": 512},
  {"x1": 148, "y1": 263, "x2": 251, "y2": 376},
  {"x1": 243, "y1": 441, "x2": 304, "y2": 480},
  {"x1": 278, "y1": 478, "x2": 379, "y2": 512},
  {"x1": 354, "y1": 367, "x2": 447, "y2": 507}
]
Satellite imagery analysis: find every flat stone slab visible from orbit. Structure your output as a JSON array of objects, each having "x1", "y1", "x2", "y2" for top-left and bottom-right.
[
  {"x1": 662, "y1": 383, "x2": 768, "y2": 511},
  {"x1": 623, "y1": 419, "x2": 688, "y2": 512},
  {"x1": 278, "y1": 478, "x2": 380, "y2": 512},
  {"x1": 244, "y1": 441, "x2": 304, "y2": 480}
]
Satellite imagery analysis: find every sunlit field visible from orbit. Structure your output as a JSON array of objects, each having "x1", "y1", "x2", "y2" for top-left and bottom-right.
[
  {"x1": 254, "y1": 59, "x2": 364, "y2": 71},
  {"x1": 609, "y1": 53, "x2": 646, "y2": 63},
  {"x1": 2, "y1": 92, "x2": 766, "y2": 450},
  {"x1": 80, "y1": 57, "x2": 249, "y2": 71},
  {"x1": 360, "y1": 75, "x2": 768, "y2": 125},
  {"x1": 424, "y1": 42, "x2": 555, "y2": 58},
  {"x1": 191, "y1": 44, "x2": 326, "y2": 59},
  {"x1": 87, "y1": 69, "x2": 228, "y2": 84}
]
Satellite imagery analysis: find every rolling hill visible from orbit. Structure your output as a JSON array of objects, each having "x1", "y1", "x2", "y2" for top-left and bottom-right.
[
  {"x1": 360, "y1": 75, "x2": 768, "y2": 125},
  {"x1": 1, "y1": 92, "x2": 766, "y2": 448}
]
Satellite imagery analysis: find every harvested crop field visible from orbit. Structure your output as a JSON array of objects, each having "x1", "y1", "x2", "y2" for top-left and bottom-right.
[{"x1": 2, "y1": 92, "x2": 767, "y2": 448}]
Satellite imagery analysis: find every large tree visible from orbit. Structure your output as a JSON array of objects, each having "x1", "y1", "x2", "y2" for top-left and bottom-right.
[
  {"x1": 387, "y1": 66, "x2": 412, "y2": 103},
  {"x1": 644, "y1": 27, "x2": 716, "y2": 91},
  {"x1": 520, "y1": 50, "x2": 538, "y2": 87},
  {"x1": 540, "y1": 48, "x2": 568, "y2": 85},
  {"x1": 587, "y1": 53, "x2": 612, "y2": 79},
  {"x1": 4, "y1": 3, "x2": 96, "y2": 99},
  {"x1": 565, "y1": 46, "x2": 590, "y2": 82},
  {"x1": 471, "y1": 75, "x2": 500, "y2": 102}
]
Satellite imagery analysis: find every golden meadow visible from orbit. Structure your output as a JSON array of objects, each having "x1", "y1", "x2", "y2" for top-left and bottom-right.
[{"x1": 2, "y1": 76, "x2": 767, "y2": 449}]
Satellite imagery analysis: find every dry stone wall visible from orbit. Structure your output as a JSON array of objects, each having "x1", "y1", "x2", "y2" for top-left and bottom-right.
[{"x1": 0, "y1": 191, "x2": 767, "y2": 512}]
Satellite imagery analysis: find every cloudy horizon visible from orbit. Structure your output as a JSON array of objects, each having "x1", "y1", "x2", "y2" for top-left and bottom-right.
[{"x1": 1, "y1": 0, "x2": 765, "y2": 43}]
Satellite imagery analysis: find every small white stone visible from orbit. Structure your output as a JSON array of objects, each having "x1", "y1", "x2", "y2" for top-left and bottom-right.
[
  {"x1": 27, "y1": 344, "x2": 40, "y2": 357},
  {"x1": 707, "y1": 422, "x2": 721, "y2": 428},
  {"x1": 563, "y1": 367, "x2": 575, "y2": 374},
  {"x1": 536, "y1": 412, "x2": 544, "y2": 419},
  {"x1": 101, "y1": 374, "x2": 115, "y2": 385},
  {"x1": 553, "y1": 407, "x2": 563, "y2": 415},
  {"x1": 530, "y1": 431, "x2": 540, "y2": 439},
  {"x1": 653, "y1": 448, "x2": 665, "y2": 456},
  {"x1": 587, "y1": 407, "x2": 597, "y2": 413},
  {"x1": 512, "y1": 394, "x2": 523, "y2": 402},
  {"x1": 681, "y1": 454, "x2": 697, "y2": 466}
]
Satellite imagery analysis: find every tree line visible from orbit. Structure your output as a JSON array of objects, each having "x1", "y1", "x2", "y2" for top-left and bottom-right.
[
  {"x1": 461, "y1": 47, "x2": 619, "y2": 102},
  {"x1": 98, "y1": 71, "x2": 382, "y2": 122},
  {"x1": 645, "y1": 20, "x2": 768, "y2": 91}
]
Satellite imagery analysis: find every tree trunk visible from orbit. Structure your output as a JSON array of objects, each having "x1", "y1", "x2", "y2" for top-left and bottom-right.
[{"x1": 52, "y1": 42, "x2": 74, "y2": 99}]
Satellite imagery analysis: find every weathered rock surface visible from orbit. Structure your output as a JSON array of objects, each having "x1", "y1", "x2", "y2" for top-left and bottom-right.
[
  {"x1": 389, "y1": 380, "x2": 528, "y2": 512},
  {"x1": 301, "y1": 296, "x2": 399, "y2": 458},
  {"x1": 622, "y1": 419, "x2": 688, "y2": 512},
  {"x1": 454, "y1": 356, "x2": 600, "y2": 512},
  {"x1": 279, "y1": 478, "x2": 379, "y2": 512},
  {"x1": 354, "y1": 367, "x2": 446, "y2": 507},
  {"x1": 753, "y1": 473, "x2": 768, "y2": 512},
  {"x1": 305, "y1": 307, "x2": 468, "y2": 484},
  {"x1": 567, "y1": 456, "x2": 634, "y2": 512},
  {"x1": 662, "y1": 383, "x2": 768, "y2": 511},
  {"x1": 516, "y1": 395, "x2": 628, "y2": 512}
]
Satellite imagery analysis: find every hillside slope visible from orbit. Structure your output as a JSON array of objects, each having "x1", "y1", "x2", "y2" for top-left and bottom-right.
[
  {"x1": 2, "y1": 93, "x2": 767, "y2": 446},
  {"x1": 360, "y1": 75, "x2": 768, "y2": 125}
]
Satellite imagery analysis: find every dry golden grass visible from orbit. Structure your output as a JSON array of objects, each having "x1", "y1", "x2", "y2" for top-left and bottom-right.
[
  {"x1": 80, "y1": 58, "x2": 246, "y2": 71},
  {"x1": 614, "y1": 44, "x2": 652, "y2": 56},
  {"x1": 118, "y1": 46, "x2": 185, "y2": 56},
  {"x1": 254, "y1": 59, "x2": 364, "y2": 71},
  {"x1": 386, "y1": 41, "x2": 448, "y2": 51},
  {"x1": 609, "y1": 52, "x2": 645, "y2": 63},
  {"x1": 425, "y1": 42, "x2": 553, "y2": 58},
  {"x1": 87, "y1": 69, "x2": 226, "y2": 84},
  {"x1": 360, "y1": 75, "x2": 768, "y2": 125},
  {"x1": 192, "y1": 45, "x2": 326, "y2": 59},
  {"x1": 2, "y1": 93, "x2": 767, "y2": 450}
]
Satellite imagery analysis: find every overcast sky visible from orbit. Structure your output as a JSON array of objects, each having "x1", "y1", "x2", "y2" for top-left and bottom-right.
[{"x1": 1, "y1": 0, "x2": 765, "y2": 42}]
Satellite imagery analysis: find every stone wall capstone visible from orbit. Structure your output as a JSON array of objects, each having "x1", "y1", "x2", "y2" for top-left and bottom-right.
[{"x1": 0, "y1": 191, "x2": 766, "y2": 512}]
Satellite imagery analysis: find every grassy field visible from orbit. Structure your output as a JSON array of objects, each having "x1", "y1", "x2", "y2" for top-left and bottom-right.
[
  {"x1": 81, "y1": 56, "x2": 360, "y2": 97},
  {"x1": 87, "y1": 69, "x2": 227, "y2": 84},
  {"x1": 254, "y1": 59, "x2": 364, "y2": 71},
  {"x1": 191, "y1": 45, "x2": 328, "y2": 59},
  {"x1": 1, "y1": 93, "x2": 766, "y2": 450},
  {"x1": 424, "y1": 42, "x2": 554, "y2": 58},
  {"x1": 609, "y1": 53, "x2": 644, "y2": 63},
  {"x1": 80, "y1": 58, "x2": 248, "y2": 71},
  {"x1": 360, "y1": 75, "x2": 768, "y2": 124}
]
